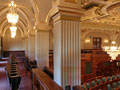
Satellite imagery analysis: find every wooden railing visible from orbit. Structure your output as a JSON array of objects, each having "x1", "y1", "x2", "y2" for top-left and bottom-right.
[
  {"x1": 32, "y1": 68, "x2": 63, "y2": 90},
  {"x1": 43, "y1": 66, "x2": 53, "y2": 79}
]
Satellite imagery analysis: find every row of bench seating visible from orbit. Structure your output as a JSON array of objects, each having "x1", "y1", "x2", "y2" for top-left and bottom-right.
[
  {"x1": 22, "y1": 57, "x2": 37, "y2": 71},
  {"x1": 73, "y1": 74, "x2": 120, "y2": 90},
  {"x1": 6, "y1": 54, "x2": 21, "y2": 90}
]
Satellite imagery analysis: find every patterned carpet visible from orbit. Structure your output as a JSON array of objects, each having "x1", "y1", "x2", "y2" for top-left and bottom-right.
[{"x1": 0, "y1": 58, "x2": 32, "y2": 90}]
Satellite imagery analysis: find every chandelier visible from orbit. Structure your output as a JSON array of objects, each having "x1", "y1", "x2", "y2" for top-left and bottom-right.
[
  {"x1": 10, "y1": 25, "x2": 17, "y2": 38},
  {"x1": 7, "y1": 1, "x2": 19, "y2": 24},
  {"x1": 7, "y1": 0, "x2": 19, "y2": 38},
  {"x1": 103, "y1": 31, "x2": 120, "y2": 60}
]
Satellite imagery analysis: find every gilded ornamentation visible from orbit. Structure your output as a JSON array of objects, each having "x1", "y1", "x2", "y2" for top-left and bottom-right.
[{"x1": 64, "y1": 0, "x2": 77, "y2": 3}]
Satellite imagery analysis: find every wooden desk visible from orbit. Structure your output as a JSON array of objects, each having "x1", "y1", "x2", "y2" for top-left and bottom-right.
[
  {"x1": 116, "y1": 88, "x2": 120, "y2": 90},
  {"x1": 32, "y1": 68, "x2": 63, "y2": 90}
]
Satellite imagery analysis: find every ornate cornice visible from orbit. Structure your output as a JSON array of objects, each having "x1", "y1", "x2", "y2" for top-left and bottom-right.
[
  {"x1": 22, "y1": 35, "x2": 28, "y2": 39},
  {"x1": 81, "y1": 22, "x2": 120, "y2": 31},
  {"x1": 46, "y1": 2, "x2": 85, "y2": 23},
  {"x1": 35, "y1": 23, "x2": 51, "y2": 32}
]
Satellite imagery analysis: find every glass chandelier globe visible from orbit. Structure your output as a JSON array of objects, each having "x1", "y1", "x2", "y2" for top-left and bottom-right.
[
  {"x1": 10, "y1": 26, "x2": 17, "y2": 38},
  {"x1": 11, "y1": 32, "x2": 16, "y2": 38},
  {"x1": 103, "y1": 41, "x2": 120, "y2": 60},
  {"x1": 10, "y1": 26, "x2": 17, "y2": 32},
  {"x1": 7, "y1": 1, "x2": 19, "y2": 24},
  {"x1": 7, "y1": 12, "x2": 19, "y2": 24}
]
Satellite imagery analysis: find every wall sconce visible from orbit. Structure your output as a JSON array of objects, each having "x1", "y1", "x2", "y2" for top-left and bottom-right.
[
  {"x1": 104, "y1": 39, "x2": 109, "y2": 43},
  {"x1": 85, "y1": 39, "x2": 90, "y2": 43}
]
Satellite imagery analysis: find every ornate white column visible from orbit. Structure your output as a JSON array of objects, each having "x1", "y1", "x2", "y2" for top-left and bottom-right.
[
  {"x1": 53, "y1": 17, "x2": 81, "y2": 88},
  {"x1": 21, "y1": 38, "x2": 25, "y2": 51},
  {"x1": 28, "y1": 34, "x2": 35, "y2": 61},
  {"x1": 28, "y1": 35, "x2": 31, "y2": 59},
  {"x1": 25, "y1": 37, "x2": 29, "y2": 57},
  {"x1": 51, "y1": 0, "x2": 84, "y2": 88},
  {"x1": 35, "y1": 23, "x2": 50, "y2": 69}
]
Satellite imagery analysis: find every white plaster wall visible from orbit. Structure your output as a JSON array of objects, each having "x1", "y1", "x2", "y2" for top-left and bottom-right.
[{"x1": 3, "y1": 29, "x2": 24, "y2": 51}]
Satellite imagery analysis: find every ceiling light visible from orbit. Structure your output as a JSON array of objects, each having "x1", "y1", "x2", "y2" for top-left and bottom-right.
[
  {"x1": 103, "y1": 31, "x2": 120, "y2": 60},
  {"x1": 10, "y1": 26, "x2": 17, "y2": 32},
  {"x1": 7, "y1": 13, "x2": 19, "y2": 24},
  {"x1": 10, "y1": 25, "x2": 17, "y2": 38},
  {"x1": 7, "y1": 1, "x2": 19, "y2": 24}
]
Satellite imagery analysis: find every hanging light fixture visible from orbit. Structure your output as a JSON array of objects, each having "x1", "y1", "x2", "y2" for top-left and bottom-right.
[
  {"x1": 10, "y1": 25, "x2": 17, "y2": 32},
  {"x1": 103, "y1": 31, "x2": 120, "y2": 60},
  {"x1": 10, "y1": 25, "x2": 17, "y2": 38},
  {"x1": 11, "y1": 32, "x2": 16, "y2": 38},
  {"x1": 7, "y1": 1, "x2": 19, "y2": 24}
]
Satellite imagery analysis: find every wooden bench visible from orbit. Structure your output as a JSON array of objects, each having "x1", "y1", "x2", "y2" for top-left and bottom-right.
[{"x1": 6, "y1": 55, "x2": 21, "y2": 90}]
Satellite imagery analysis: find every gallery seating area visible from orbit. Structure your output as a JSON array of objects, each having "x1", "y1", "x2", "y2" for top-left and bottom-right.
[
  {"x1": 73, "y1": 74, "x2": 120, "y2": 90},
  {"x1": 2, "y1": 49, "x2": 120, "y2": 90},
  {"x1": 6, "y1": 54, "x2": 21, "y2": 90},
  {"x1": 48, "y1": 49, "x2": 120, "y2": 89}
]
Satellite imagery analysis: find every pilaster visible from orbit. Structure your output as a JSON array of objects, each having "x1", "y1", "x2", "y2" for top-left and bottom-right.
[
  {"x1": 35, "y1": 23, "x2": 51, "y2": 69},
  {"x1": 28, "y1": 34, "x2": 35, "y2": 61},
  {"x1": 51, "y1": 0, "x2": 84, "y2": 88},
  {"x1": 24, "y1": 36, "x2": 28, "y2": 57}
]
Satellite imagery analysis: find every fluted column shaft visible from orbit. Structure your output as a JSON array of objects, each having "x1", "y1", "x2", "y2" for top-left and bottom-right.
[
  {"x1": 54, "y1": 20, "x2": 81, "y2": 88},
  {"x1": 28, "y1": 35, "x2": 35, "y2": 61},
  {"x1": 25, "y1": 38, "x2": 28, "y2": 57},
  {"x1": 35, "y1": 30, "x2": 49, "y2": 69},
  {"x1": 28, "y1": 36, "x2": 30, "y2": 58}
]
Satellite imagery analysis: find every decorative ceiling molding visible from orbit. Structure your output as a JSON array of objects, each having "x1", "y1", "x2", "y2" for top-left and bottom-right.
[
  {"x1": 81, "y1": 29, "x2": 111, "y2": 39},
  {"x1": 36, "y1": 22, "x2": 51, "y2": 31},
  {"x1": 45, "y1": 0, "x2": 85, "y2": 24},
  {"x1": 29, "y1": 0, "x2": 41, "y2": 25},
  {"x1": 81, "y1": 1, "x2": 120, "y2": 27},
  {"x1": 81, "y1": 22, "x2": 120, "y2": 31}
]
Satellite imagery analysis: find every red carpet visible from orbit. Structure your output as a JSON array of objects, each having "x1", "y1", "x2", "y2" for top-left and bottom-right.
[{"x1": 0, "y1": 59, "x2": 32, "y2": 90}]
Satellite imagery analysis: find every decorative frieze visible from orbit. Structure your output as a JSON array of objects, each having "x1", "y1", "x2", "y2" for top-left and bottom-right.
[{"x1": 81, "y1": 22, "x2": 120, "y2": 31}]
